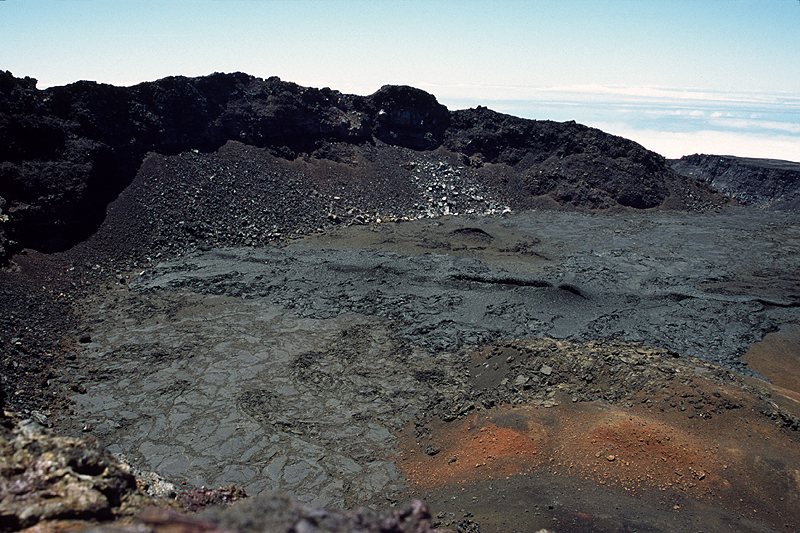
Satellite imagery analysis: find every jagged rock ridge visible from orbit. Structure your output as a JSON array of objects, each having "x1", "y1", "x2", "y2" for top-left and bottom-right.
[
  {"x1": 0, "y1": 71, "x2": 728, "y2": 263},
  {"x1": 671, "y1": 153, "x2": 800, "y2": 211}
]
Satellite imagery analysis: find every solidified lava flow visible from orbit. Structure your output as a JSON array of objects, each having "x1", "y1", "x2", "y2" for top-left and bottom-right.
[{"x1": 48, "y1": 209, "x2": 800, "y2": 533}]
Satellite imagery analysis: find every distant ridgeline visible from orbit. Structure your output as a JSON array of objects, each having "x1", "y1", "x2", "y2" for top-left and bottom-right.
[
  {"x1": 0, "y1": 70, "x2": 730, "y2": 262},
  {"x1": 672, "y1": 154, "x2": 800, "y2": 212}
]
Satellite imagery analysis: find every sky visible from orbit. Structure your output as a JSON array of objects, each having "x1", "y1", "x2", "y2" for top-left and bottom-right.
[{"x1": 2, "y1": 0, "x2": 799, "y2": 162}]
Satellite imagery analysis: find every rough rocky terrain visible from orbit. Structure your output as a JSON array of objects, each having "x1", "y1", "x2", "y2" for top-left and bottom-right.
[
  {"x1": 0, "y1": 413, "x2": 138, "y2": 530},
  {"x1": 0, "y1": 69, "x2": 733, "y2": 419},
  {"x1": 0, "y1": 70, "x2": 728, "y2": 264},
  {"x1": 1, "y1": 71, "x2": 799, "y2": 533},
  {"x1": 0, "y1": 411, "x2": 444, "y2": 533},
  {"x1": 672, "y1": 154, "x2": 800, "y2": 211}
]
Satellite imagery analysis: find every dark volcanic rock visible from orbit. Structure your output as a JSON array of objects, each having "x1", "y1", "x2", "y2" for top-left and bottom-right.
[
  {"x1": 0, "y1": 417, "x2": 138, "y2": 531},
  {"x1": 0, "y1": 71, "x2": 369, "y2": 259},
  {"x1": 0, "y1": 413, "x2": 447, "y2": 533},
  {"x1": 0, "y1": 70, "x2": 730, "y2": 263},
  {"x1": 367, "y1": 85, "x2": 450, "y2": 149},
  {"x1": 444, "y1": 106, "x2": 677, "y2": 209},
  {"x1": 671, "y1": 153, "x2": 800, "y2": 211},
  {"x1": 176, "y1": 486, "x2": 248, "y2": 513},
  {"x1": 0, "y1": 250, "x2": 78, "y2": 416}
]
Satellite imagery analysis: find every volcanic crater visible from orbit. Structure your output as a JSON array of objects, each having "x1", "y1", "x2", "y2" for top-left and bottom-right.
[{"x1": 1, "y1": 71, "x2": 800, "y2": 533}]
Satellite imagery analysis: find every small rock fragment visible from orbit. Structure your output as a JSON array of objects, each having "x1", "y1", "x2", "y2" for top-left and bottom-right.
[{"x1": 425, "y1": 445, "x2": 441, "y2": 456}]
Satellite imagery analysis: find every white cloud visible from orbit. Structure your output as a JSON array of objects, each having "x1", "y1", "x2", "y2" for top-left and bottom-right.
[
  {"x1": 424, "y1": 82, "x2": 800, "y2": 109},
  {"x1": 643, "y1": 109, "x2": 700, "y2": 117},
  {"x1": 709, "y1": 118, "x2": 800, "y2": 135},
  {"x1": 589, "y1": 122, "x2": 800, "y2": 161}
]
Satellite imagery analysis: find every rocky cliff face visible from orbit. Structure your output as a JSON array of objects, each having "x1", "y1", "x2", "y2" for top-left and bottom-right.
[
  {"x1": 671, "y1": 154, "x2": 800, "y2": 211},
  {"x1": 0, "y1": 71, "x2": 728, "y2": 263}
]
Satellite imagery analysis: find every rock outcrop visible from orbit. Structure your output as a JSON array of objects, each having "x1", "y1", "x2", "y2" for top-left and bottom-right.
[
  {"x1": 0, "y1": 416, "x2": 137, "y2": 531},
  {"x1": 444, "y1": 106, "x2": 673, "y2": 209},
  {"x1": 0, "y1": 71, "x2": 729, "y2": 264},
  {"x1": 671, "y1": 154, "x2": 800, "y2": 211}
]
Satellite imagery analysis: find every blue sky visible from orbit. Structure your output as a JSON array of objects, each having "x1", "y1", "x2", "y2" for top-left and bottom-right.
[{"x1": 2, "y1": 0, "x2": 799, "y2": 161}]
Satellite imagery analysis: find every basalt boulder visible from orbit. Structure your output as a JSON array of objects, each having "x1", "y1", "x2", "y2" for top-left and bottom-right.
[{"x1": 0, "y1": 418, "x2": 137, "y2": 531}]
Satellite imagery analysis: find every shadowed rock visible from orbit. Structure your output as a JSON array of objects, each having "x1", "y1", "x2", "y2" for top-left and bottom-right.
[{"x1": 671, "y1": 153, "x2": 800, "y2": 211}]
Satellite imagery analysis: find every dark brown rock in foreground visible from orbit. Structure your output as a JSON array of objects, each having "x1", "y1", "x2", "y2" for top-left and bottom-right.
[
  {"x1": 78, "y1": 497, "x2": 452, "y2": 533},
  {"x1": 0, "y1": 415, "x2": 137, "y2": 531}
]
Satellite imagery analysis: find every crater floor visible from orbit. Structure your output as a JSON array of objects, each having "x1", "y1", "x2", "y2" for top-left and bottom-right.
[{"x1": 52, "y1": 207, "x2": 800, "y2": 532}]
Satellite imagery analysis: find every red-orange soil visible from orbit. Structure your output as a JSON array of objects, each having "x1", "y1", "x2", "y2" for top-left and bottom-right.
[{"x1": 398, "y1": 346, "x2": 800, "y2": 532}]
